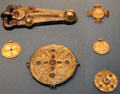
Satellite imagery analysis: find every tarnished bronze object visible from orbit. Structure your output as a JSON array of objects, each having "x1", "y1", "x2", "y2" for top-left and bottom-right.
[
  {"x1": 94, "y1": 69, "x2": 118, "y2": 92},
  {"x1": 87, "y1": 4, "x2": 109, "y2": 23},
  {"x1": 28, "y1": 44, "x2": 78, "y2": 87},
  {"x1": 1, "y1": 5, "x2": 77, "y2": 28}
]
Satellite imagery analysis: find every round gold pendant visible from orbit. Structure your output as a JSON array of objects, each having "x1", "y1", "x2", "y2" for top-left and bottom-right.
[
  {"x1": 30, "y1": 44, "x2": 78, "y2": 87},
  {"x1": 92, "y1": 8, "x2": 104, "y2": 19},
  {"x1": 87, "y1": 4, "x2": 109, "y2": 23},
  {"x1": 1, "y1": 40, "x2": 21, "y2": 58},
  {"x1": 92, "y1": 4, "x2": 105, "y2": 19},
  {"x1": 93, "y1": 38, "x2": 110, "y2": 55},
  {"x1": 94, "y1": 69, "x2": 118, "y2": 92}
]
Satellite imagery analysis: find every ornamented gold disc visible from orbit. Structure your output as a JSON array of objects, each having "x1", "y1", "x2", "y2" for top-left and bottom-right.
[
  {"x1": 88, "y1": 4, "x2": 109, "y2": 23},
  {"x1": 92, "y1": 4, "x2": 105, "y2": 19},
  {"x1": 30, "y1": 44, "x2": 78, "y2": 87},
  {"x1": 94, "y1": 69, "x2": 118, "y2": 92},
  {"x1": 1, "y1": 40, "x2": 21, "y2": 58},
  {"x1": 93, "y1": 38, "x2": 110, "y2": 55}
]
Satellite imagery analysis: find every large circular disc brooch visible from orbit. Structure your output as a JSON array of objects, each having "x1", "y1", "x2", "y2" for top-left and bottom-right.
[{"x1": 30, "y1": 44, "x2": 78, "y2": 87}]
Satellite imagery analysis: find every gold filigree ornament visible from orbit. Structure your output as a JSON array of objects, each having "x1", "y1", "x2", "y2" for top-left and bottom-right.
[
  {"x1": 93, "y1": 38, "x2": 110, "y2": 55},
  {"x1": 1, "y1": 40, "x2": 21, "y2": 58},
  {"x1": 87, "y1": 4, "x2": 109, "y2": 23},
  {"x1": 27, "y1": 44, "x2": 79, "y2": 87},
  {"x1": 94, "y1": 69, "x2": 118, "y2": 92}
]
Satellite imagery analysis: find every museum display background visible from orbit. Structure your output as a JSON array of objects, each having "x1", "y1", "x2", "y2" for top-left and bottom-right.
[{"x1": 0, "y1": 0, "x2": 120, "y2": 94}]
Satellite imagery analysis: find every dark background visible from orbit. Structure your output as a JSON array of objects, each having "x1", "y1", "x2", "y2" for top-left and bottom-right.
[{"x1": 0, "y1": 0, "x2": 120, "y2": 94}]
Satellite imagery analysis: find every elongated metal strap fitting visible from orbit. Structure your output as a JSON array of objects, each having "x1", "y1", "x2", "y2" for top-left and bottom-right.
[{"x1": 1, "y1": 5, "x2": 77, "y2": 28}]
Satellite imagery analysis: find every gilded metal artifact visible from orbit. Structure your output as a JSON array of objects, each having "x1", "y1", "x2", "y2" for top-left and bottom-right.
[
  {"x1": 1, "y1": 40, "x2": 21, "y2": 58},
  {"x1": 1, "y1": 5, "x2": 77, "y2": 28},
  {"x1": 87, "y1": 4, "x2": 109, "y2": 23},
  {"x1": 93, "y1": 38, "x2": 110, "y2": 55},
  {"x1": 94, "y1": 69, "x2": 118, "y2": 92},
  {"x1": 28, "y1": 44, "x2": 78, "y2": 87}
]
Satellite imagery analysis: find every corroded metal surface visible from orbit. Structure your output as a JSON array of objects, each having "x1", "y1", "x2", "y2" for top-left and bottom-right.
[
  {"x1": 1, "y1": 5, "x2": 77, "y2": 28},
  {"x1": 30, "y1": 44, "x2": 78, "y2": 87}
]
